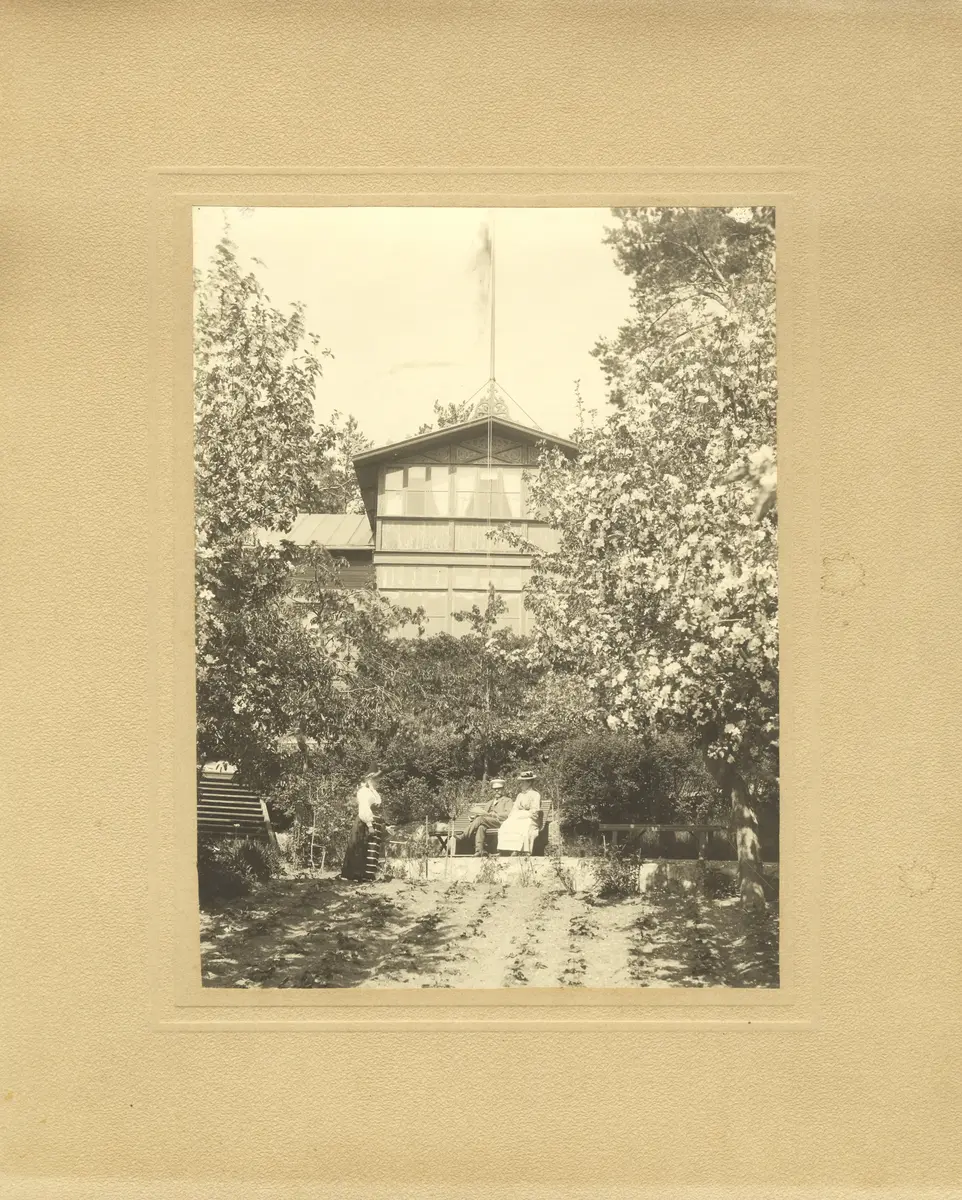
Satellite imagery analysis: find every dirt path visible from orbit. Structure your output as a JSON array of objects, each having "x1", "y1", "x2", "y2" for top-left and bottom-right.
[{"x1": 200, "y1": 866, "x2": 778, "y2": 990}]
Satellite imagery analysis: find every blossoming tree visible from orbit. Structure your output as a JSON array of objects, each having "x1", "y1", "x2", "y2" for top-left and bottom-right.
[
  {"x1": 194, "y1": 232, "x2": 408, "y2": 788},
  {"x1": 523, "y1": 207, "x2": 777, "y2": 908}
]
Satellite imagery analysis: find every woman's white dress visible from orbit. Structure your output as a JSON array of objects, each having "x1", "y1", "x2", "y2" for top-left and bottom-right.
[{"x1": 496, "y1": 790, "x2": 541, "y2": 853}]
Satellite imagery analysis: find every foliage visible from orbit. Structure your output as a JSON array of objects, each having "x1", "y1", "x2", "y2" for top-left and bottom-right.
[
  {"x1": 197, "y1": 836, "x2": 279, "y2": 907},
  {"x1": 271, "y1": 769, "x2": 358, "y2": 868},
  {"x1": 591, "y1": 847, "x2": 641, "y2": 899},
  {"x1": 360, "y1": 595, "x2": 575, "y2": 801},
  {"x1": 258, "y1": 596, "x2": 589, "y2": 850},
  {"x1": 520, "y1": 206, "x2": 778, "y2": 906},
  {"x1": 415, "y1": 398, "x2": 476, "y2": 435},
  {"x1": 196, "y1": 545, "x2": 324, "y2": 789},
  {"x1": 702, "y1": 864, "x2": 740, "y2": 900},
  {"x1": 546, "y1": 846, "x2": 578, "y2": 894},
  {"x1": 194, "y1": 233, "x2": 414, "y2": 790},
  {"x1": 525, "y1": 206, "x2": 777, "y2": 767},
  {"x1": 194, "y1": 232, "x2": 330, "y2": 547},
  {"x1": 549, "y1": 729, "x2": 715, "y2": 833},
  {"x1": 299, "y1": 411, "x2": 372, "y2": 514}
]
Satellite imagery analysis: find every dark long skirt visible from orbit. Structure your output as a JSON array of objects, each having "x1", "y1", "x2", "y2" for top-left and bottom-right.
[{"x1": 340, "y1": 816, "x2": 384, "y2": 881}]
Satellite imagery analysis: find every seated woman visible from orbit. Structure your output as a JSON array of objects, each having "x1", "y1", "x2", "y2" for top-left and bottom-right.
[
  {"x1": 339, "y1": 769, "x2": 384, "y2": 881},
  {"x1": 495, "y1": 771, "x2": 542, "y2": 856}
]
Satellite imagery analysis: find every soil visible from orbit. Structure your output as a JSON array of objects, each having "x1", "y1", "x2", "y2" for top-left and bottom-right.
[{"x1": 200, "y1": 861, "x2": 779, "y2": 989}]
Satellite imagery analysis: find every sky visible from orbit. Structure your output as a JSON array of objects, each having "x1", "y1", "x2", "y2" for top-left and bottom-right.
[{"x1": 192, "y1": 206, "x2": 635, "y2": 447}]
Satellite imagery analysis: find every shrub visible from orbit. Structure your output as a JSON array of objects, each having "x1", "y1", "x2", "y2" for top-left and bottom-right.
[
  {"x1": 272, "y1": 770, "x2": 356, "y2": 868},
  {"x1": 197, "y1": 836, "x2": 278, "y2": 907},
  {"x1": 591, "y1": 847, "x2": 641, "y2": 899},
  {"x1": 547, "y1": 846, "x2": 578, "y2": 894},
  {"x1": 549, "y1": 730, "x2": 716, "y2": 836},
  {"x1": 555, "y1": 833, "x2": 600, "y2": 858},
  {"x1": 233, "y1": 837, "x2": 280, "y2": 881},
  {"x1": 392, "y1": 776, "x2": 446, "y2": 825},
  {"x1": 701, "y1": 864, "x2": 739, "y2": 899}
]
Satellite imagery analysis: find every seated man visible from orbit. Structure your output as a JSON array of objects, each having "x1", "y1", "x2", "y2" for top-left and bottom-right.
[{"x1": 465, "y1": 778, "x2": 514, "y2": 856}]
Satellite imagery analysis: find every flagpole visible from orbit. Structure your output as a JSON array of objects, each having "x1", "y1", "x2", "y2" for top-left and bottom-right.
[{"x1": 488, "y1": 210, "x2": 496, "y2": 383}]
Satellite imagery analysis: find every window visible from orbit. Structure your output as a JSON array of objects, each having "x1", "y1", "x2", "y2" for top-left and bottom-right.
[
  {"x1": 381, "y1": 521, "x2": 451, "y2": 551},
  {"x1": 381, "y1": 590, "x2": 449, "y2": 619},
  {"x1": 454, "y1": 522, "x2": 524, "y2": 553},
  {"x1": 379, "y1": 464, "x2": 451, "y2": 517},
  {"x1": 452, "y1": 566, "x2": 528, "y2": 591},
  {"x1": 525, "y1": 523, "x2": 562, "y2": 553},
  {"x1": 378, "y1": 564, "x2": 448, "y2": 589},
  {"x1": 454, "y1": 465, "x2": 523, "y2": 519}
]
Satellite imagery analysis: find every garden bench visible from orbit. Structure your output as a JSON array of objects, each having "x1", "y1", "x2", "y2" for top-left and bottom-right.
[
  {"x1": 433, "y1": 814, "x2": 552, "y2": 857},
  {"x1": 599, "y1": 823, "x2": 730, "y2": 857}
]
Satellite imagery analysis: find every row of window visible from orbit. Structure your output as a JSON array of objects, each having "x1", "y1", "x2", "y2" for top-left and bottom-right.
[
  {"x1": 377, "y1": 565, "x2": 529, "y2": 591},
  {"x1": 379, "y1": 520, "x2": 560, "y2": 553},
  {"x1": 380, "y1": 491, "x2": 524, "y2": 518},
  {"x1": 380, "y1": 590, "x2": 525, "y2": 621},
  {"x1": 380, "y1": 465, "x2": 535, "y2": 520},
  {"x1": 382, "y1": 465, "x2": 525, "y2": 491}
]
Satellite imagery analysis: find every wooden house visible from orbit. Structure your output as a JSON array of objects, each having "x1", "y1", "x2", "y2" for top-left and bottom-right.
[{"x1": 264, "y1": 385, "x2": 578, "y2": 637}]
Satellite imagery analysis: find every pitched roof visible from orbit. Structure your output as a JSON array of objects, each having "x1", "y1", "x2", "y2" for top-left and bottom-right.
[
  {"x1": 353, "y1": 415, "x2": 578, "y2": 468},
  {"x1": 256, "y1": 512, "x2": 374, "y2": 550},
  {"x1": 352, "y1": 412, "x2": 580, "y2": 532},
  {"x1": 469, "y1": 380, "x2": 515, "y2": 421}
]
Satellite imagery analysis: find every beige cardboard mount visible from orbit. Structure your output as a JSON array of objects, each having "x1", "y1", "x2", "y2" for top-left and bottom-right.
[{"x1": 5, "y1": 4, "x2": 960, "y2": 1194}]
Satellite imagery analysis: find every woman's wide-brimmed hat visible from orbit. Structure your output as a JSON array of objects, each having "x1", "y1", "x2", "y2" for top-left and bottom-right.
[
  {"x1": 363, "y1": 768, "x2": 383, "y2": 780},
  {"x1": 517, "y1": 770, "x2": 537, "y2": 781}
]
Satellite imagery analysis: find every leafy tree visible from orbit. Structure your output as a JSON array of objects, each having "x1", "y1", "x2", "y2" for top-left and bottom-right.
[
  {"x1": 299, "y1": 411, "x2": 372, "y2": 513},
  {"x1": 194, "y1": 233, "x2": 409, "y2": 788},
  {"x1": 302, "y1": 590, "x2": 586, "y2": 818},
  {"x1": 194, "y1": 232, "x2": 330, "y2": 546},
  {"x1": 524, "y1": 207, "x2": 777, "y2": 908},
  {"x1": 415, "y1": 398, "x2": 476, "y2": 435}
]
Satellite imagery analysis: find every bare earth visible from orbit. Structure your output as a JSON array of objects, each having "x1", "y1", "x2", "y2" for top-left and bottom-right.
[{"x1": 200, "y1": 859, "x2": 779, "y2": 989}]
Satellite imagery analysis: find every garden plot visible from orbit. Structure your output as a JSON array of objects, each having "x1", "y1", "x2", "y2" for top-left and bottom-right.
[{"x1": 200, "y1": 860, "x2": 779, "y2": 990}]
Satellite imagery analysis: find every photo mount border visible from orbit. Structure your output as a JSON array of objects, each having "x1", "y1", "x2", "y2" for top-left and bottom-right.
[{"x1": 148, "y1": 167, "x2": 818, "y2": 1031}]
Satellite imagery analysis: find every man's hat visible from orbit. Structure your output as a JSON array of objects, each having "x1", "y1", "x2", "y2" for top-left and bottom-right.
[{"x1": 489, "y1": 777, "x2": 505, "y2": 788}]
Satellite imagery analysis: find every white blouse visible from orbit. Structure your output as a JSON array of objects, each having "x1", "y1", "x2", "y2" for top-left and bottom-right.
[{"x1": 356, "y1": 783, "x2": 382, "y2": 827}]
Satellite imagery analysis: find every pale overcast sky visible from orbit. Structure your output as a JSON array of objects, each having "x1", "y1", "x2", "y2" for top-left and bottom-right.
[{"x1": 192, "y1": 206, "x2": 634, "y2": 446}]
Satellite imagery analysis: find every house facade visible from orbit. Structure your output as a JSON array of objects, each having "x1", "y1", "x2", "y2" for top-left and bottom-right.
[{"x1": 263, "y1": 388, "x2": 577, "y2": 637}]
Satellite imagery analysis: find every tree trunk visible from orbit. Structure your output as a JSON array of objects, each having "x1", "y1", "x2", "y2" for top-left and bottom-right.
[{"x1": 702, "y1": 752, "x2": 766, "y2": 911}]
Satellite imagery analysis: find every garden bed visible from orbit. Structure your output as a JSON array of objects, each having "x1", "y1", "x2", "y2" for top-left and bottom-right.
[{"x1": 199, "y1": 857, "x2": 779, "y2": 989}]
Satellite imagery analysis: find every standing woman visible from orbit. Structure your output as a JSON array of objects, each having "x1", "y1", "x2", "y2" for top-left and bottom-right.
[{"x1": 339, "y1": 769, "x2": 385, "y2": 882}]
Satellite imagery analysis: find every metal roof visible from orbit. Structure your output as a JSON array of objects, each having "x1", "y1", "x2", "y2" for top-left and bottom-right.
[{"x1": 256, "y1": 512, "x2": 374, "y2": 550}]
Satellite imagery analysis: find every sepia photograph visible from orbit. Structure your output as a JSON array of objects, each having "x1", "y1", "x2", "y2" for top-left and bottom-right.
[{"x1": 193, "y1": 204, "x2": 779, "y2": 990}]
